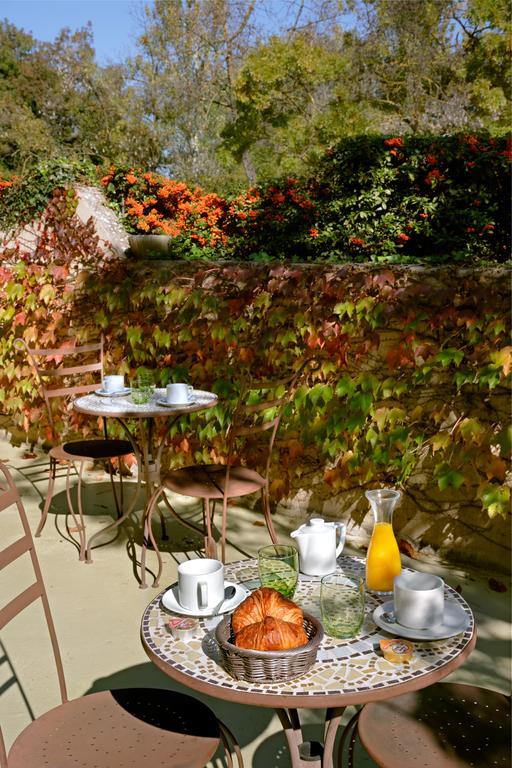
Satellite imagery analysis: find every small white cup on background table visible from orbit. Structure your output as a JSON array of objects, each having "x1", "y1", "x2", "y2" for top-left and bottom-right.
[
  {"x1": 177, "y1": 559, "x2": 224, "y2": 612},
  {"x1": 103, "y1": 374, "x2": 125, "y2": 393},
  {"x1": 394, "y1": 571, "x2": 445, "y2": 628},
  {"x1": 166, "y1": 382, "x2": 193, "y2": 404}
]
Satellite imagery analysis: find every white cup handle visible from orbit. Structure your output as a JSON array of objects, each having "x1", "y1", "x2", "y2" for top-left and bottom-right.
[
  {"x1": 335, "y1": 523, "x2": 346, "y2": 557},
  {"x1": 198, "y1": 581, "x2": 208, "y2": 608}
]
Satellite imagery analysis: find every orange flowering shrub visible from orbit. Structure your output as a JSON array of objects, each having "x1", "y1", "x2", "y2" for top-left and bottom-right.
[
  {"x1": 102, "y1": 167, "x2": 319, "y2": 260},
  {"x1": 101, "y1": 167, "x2": 230, "y2": 254}
]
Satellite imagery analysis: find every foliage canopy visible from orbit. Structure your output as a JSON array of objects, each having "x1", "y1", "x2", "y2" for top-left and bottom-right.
[{"x1": 0, "y1": 0, "x2": 509, "y2": 188}]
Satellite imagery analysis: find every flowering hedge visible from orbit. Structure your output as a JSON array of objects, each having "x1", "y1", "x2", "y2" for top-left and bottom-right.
[
  {"x1": 99, "y1": 132, "x2": 510, "y2": 265},
  {"x1": 312, "y1": 134, "x2": 511, "y2": 265}
]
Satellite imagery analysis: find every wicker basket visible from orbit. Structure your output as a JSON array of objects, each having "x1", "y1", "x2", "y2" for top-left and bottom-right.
[{"x1": 215, "y1": 611, "x2": 323, "y2": 683}]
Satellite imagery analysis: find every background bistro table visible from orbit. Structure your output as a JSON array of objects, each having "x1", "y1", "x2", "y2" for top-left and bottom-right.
[
  {"x1": 141, "y1": 555, "x2": 476, "y2": 768},
  {"x1": 73, "y1": 388, "x2": 217, "y2": 577}
]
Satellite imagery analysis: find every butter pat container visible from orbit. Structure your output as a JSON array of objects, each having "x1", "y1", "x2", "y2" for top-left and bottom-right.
[
  {"x1": 380, "y1": 638, "x2": 414, "y2": 664},
  {"x1": 167, "y1": 617, "x2": 200, "y2": 641}
]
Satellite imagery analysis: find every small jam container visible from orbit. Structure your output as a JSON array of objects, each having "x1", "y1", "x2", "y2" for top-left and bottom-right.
[
  {"x1": 380, "y1": 638, "x2": 414, "y2": 664},
  {"x1": 167, "y1": 617, "x2": 200, "y2": 641}
]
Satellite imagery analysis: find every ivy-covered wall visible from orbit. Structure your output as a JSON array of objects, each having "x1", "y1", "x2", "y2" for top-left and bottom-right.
[{"x1": 1, "y1": 240, "x2": 510, "y2": 571}]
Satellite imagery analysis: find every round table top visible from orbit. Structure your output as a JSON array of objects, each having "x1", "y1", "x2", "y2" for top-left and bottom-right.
[
  {"x1": 73, "y1": 388, "x2": 218, "y2": 418},
  {"x1": 141, "y1": 556, "x2": 476, "y2": 709}
]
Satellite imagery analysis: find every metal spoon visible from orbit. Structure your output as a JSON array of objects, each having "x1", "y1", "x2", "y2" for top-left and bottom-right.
[
  {"x1": 210, "y1": 585, "x2": 236, "y2": 616},
  {"x1": 382, "y1": 611, "x2": 398, "y2": 624}
]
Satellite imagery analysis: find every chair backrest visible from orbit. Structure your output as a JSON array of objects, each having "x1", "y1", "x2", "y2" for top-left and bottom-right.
[
  {"x1": 0, "y1": 462, "x2": 67, "y2": 767},
  {"x1": 226, "y1": 371, "x2": 300, "y2": 479},
  {"x1": 14, "y1": 337, "x2": 105, "y2": 438}
]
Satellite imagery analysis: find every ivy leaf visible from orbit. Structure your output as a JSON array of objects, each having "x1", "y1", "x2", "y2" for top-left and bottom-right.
[
  {"x1": 454, "y1": 370, "x2": 474, "y2": 389},
  {"x1": 381, "y1": 378, "x2": 395, "y2": 398},
  {"x1": 126, "y1": 326, "x2": 143, "y2": 347},
  {"x1": 39, "y1": 284, "x2": 56, "y2": 305},
  {"x1": 435, "y1": 462, "x2": 465, "y2": 491},
  {"x1": 153, "y1": 328, "x2": 171, "y2": 348},
  {"x1": 435, "y1": 348, "x2": 464, "y2": 367},
  {"x1": 366, "y1": 427, "x2": 378, "y2": 448},
  {"x1": 352, "y1": 392, "x2": 373, "y2": 414},
  {"x1": 478, "y1": 484, "x2": 510, "y2": 519},
  {"x1": 496, "y1": 425, "x2": 512, "y2": 457},
  {"x1": 333, "y1": 301, "x2": 354, "y2": 318},
  {"x1": 489, "y1": 346, "x2": 512, "y2": 376},
  {"x1": 430, "y1": 431, "x2": 451, "y2": 453},
  {"x1": 335, "y1": 376, "x2": 355, "y2": 398},
  {"x1": 308, "y1": 383, "x2": 332, "y2": 406},
  {"x1": 459, "y1": 417, "x2": 485, "y2": 446}
]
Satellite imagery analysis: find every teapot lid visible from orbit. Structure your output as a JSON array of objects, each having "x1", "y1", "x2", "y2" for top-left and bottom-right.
[{"x1": 307, "y1": 517, "x2": 330, "y2": 530}]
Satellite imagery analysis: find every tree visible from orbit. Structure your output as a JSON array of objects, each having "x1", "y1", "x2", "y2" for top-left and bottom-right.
[
  {"x1": 459, "y1": 0, "x2": 511, "y2": 131},
  {"x1": 129, "y1": 0, "x2": 258, "y2": 187},
  {"x1": 0, "y1": 19, "x2": 153, "y2": 174},
  {"x1": 220, "y1": 31, "x2": 367, "y2": 181},
  {"x1": 0, "y1": 20, "x2": 58, "y2": 173},
  {"x1": 349, "y1": 0, "x2": 510, "y2": 133}
]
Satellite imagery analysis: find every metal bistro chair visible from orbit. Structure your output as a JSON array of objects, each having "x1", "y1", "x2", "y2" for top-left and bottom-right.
[
  {"x1": 0, "y1": 461, "x2": 242, "y2": 768},
  {"x1": 15, "y1": 337, "x2": 132, "y2": 562},
  {"x1": 141, "y1": 373, "x2": 299, "y2": 587},
  {"x1": 338, "y1": 683, "x2": 511, "y2": 768}
]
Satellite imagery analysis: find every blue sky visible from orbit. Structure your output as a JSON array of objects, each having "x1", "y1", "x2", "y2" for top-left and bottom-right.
[{"x1": 1, "y1": 0, "x2": 144, "y2": 64}]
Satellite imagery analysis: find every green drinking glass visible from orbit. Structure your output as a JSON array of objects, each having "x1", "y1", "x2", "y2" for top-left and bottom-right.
[
  {"x1": 258, "y1": 544, "x2": 299, "y2": 599},
  {"x1": 320, "y1": 571, "x2": 365, "y2": 639},
  {"x1": 132, "y1": 370, "x2": 155, "y2": 404}
]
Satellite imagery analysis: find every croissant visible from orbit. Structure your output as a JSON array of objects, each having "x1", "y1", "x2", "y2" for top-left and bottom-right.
[
  {"x1": 232, "y1": 587, "x2": 303, "y2": 635},
  {"x1": 235, "y1": 615, "x2": 308, "y2": 651}
]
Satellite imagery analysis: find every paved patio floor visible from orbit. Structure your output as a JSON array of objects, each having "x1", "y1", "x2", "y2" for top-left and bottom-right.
[{"x1": 1, "y1": 436, "x2": 510, "y2": 767}]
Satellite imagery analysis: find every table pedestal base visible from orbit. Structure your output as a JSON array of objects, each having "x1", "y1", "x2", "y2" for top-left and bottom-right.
[{"x1": 276, "y1": 707, "x2": 346, "y2": 768}]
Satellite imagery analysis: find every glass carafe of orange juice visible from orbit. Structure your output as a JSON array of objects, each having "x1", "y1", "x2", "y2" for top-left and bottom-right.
[{"x1": 365, "y1": 488, "x2": 402, "y2": 594}]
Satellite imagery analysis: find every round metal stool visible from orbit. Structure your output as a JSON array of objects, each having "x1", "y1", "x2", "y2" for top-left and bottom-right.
[{"x1": 355, "y1": 683, "x2": 510, "y2": 768}]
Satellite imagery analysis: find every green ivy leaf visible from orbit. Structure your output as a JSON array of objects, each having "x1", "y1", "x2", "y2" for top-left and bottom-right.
[
  {"x1": 435, "y1": 462, "x2": 465, "y2": 491},
  {"x1": 479, "y1": 484, "x2": 510, "y2": 519},
  {"x1": 435, "y1": 348, "x2": 464, "y2": 367}
]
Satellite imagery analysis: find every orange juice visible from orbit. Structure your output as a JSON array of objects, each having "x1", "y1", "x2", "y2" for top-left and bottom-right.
[{"x1": 365, "y1": 521, "x2": 402, "y2": 592}]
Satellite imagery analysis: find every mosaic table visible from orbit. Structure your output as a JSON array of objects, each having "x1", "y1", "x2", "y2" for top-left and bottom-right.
[
  {"x1": 73, "y1": 389, "x2": 217, "y2": 583},
  {"x1": 141, "y1": 555, "x2": 476, "y2": 768}
]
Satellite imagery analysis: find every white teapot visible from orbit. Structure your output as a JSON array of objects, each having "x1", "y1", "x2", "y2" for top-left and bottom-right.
[{"x1": 290, "y1": 517, "x2": 346, "y2": 576}]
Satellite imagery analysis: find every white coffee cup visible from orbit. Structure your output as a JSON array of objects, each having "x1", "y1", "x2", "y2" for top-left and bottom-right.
[
  {"x1": 177, "y1": 559, "x2": 224, "y2": 612},
  {"x1": 166, "y1": 382, "x2": 193, "y2": 404},
  {"x1": 103, "y1": 374, "x2": 125, "y2": 393},
  {"x1": 394, "y1": 570, "x2": 445, "y2": 629}
]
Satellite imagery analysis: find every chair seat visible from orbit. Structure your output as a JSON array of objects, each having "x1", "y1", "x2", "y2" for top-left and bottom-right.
[
  {"x1": 53, "y1": 439, "x2": 133, "y2": 462},
  {"x1": 163, "y1": 464, "x2": 266, "y2": 500},
  {"x1": 357, "y1": 683, "x2": 511, "y2": 768},
  {"x1": 8, "y1": 688, "x2": 220, "y2": 768}
]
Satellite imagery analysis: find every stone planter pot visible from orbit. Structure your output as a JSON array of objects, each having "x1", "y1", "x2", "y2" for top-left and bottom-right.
[{"x1": 127, "y1": 234, "x2": 173, "y2": 259}]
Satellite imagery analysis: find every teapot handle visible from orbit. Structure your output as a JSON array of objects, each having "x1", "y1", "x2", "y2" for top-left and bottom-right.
[{"x1": 335, "y1": 523, "x2": 347, "y2": 557}]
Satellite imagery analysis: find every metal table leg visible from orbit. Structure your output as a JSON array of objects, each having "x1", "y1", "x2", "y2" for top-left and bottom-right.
[{"x1": 276, "y1": 707, "x2": 346, "y2": 768}]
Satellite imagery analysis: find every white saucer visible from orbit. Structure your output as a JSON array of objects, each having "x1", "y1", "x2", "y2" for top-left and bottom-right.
[
  {"x1": 373, "y1": 600, "x2": 471, "y2": 641},
  {"x1": 95, "y1": 388, "x2": 131, "y2": 397},
  {"x1": 161, "y1": 581, "x2": 249, "y2": 617},
  {"x1": 156, "y1": 398, "x2": 197, "y2": 408}
]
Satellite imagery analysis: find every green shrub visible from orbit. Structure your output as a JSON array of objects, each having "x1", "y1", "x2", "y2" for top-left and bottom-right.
[
  {"x1": 0, "y1": 158, "x2": 97, "y2": 231},
  {"x1": 310, "y1": 133, "x2": 511, "y2": 265}
]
